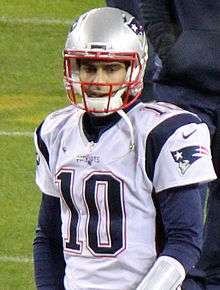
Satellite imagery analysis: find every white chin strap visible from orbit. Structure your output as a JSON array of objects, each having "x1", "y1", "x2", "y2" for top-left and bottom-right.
[
  {"x1": 117, "y1": 109, "x2": 135, "y2": 150},
  {"x1": 85, "y1": 86, "x2": 127, "y2": 116}
]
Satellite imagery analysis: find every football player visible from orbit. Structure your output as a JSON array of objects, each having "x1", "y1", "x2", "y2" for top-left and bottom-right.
[{"x1": 33, "y1": 7, "x2": 216, "y2": 290}]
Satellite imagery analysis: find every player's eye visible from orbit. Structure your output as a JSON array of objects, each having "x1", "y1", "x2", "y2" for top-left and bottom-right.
[
  {"x1": 82, "y1": 65, "x2": 97, "y2": 74},
  {"x1": 105, "y1": 64, "x2": 122, "y2": 73}
]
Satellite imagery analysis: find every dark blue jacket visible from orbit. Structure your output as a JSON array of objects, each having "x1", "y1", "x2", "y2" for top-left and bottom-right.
[
  {"x1": 140, "y1": 0, "x2": 220, "y2": 104},
  {"x1": 106, "y1": 0, "x2": 143, "y2": 22}
]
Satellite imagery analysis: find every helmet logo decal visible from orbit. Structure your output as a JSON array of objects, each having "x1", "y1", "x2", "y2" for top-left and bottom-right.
[{"x1": 126, "y1": 18, "x2": 144, "y2": 35}]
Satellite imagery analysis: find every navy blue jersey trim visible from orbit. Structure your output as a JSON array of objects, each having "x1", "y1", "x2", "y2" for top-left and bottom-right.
[
  {"x1": 36, "y1": 122, "x2": 50, "y2": 167},
  {"x1": 151, "y1": 189, "x2": 165, "y2": 255},
  {"x1": 145, "y1": 113, "x2": 201, "y2": 181}
]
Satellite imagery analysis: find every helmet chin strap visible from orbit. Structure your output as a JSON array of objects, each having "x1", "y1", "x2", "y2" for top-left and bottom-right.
[
  {"x1": 117, "y1": 109, "x2": 135, "y2": 151},
  {"x1": 85, "y1": 85, "x2": 127, "y2": 116}
]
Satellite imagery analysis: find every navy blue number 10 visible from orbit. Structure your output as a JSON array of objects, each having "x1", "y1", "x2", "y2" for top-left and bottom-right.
[{"x1": 56, "y1": 170, "x2": 125, "y2": 257}]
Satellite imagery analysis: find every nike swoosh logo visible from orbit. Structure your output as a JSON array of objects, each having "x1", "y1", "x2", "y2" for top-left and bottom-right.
[{"x1": 182, "y1": 129, "x2": 197, "y2": 139}]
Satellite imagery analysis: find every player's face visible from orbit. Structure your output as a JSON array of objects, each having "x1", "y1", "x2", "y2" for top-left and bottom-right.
[{"x1": 79, "y1": 60, "x2": 127, "y2": 98}]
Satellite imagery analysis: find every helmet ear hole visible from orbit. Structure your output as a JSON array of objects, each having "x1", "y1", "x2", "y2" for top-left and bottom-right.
[
  {"x1": 64, "y1": 7, "x2": 148, "y2": 113},
  {"x1": 75, "y1": 59, "x2": 81, "y2": 70},
  {"x1": 125, "y1": 61, "x2": 131, "y2": 70}
]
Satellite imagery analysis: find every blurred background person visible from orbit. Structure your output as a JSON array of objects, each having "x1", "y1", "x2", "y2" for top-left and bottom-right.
[{"x1": 139, "y1": 1, "x2": 220, "y2": 289}]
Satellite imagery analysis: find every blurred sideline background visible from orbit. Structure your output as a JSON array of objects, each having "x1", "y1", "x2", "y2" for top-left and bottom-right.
[{"x1": 0, "y1": 1, "x2": 104, "y2": 289}]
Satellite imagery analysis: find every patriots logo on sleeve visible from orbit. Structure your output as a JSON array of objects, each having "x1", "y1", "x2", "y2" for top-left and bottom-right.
[{"x1": 171, "y1": 145, "x2": 209, "y2": 174}]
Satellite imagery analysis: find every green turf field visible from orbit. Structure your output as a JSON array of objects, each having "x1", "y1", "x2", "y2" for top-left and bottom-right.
[{"x1": 0, "y1": 1, "x2": 105, "y2": 289}]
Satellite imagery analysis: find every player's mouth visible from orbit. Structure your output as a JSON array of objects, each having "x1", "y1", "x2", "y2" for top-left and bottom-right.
[{"x1": 86, "y1": 90, "x2": 110, "y2": 98}]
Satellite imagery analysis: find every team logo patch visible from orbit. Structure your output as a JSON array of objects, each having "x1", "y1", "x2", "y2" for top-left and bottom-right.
[
  {"x1": 171, "y1": 145, "x2": 209, "y2": 174},
  {"x1": 126, "y1": 17, "x2": 144, "y2": 35},
  {"x1": 76, "y1": 154, "x2": 100, "y2": 165}
]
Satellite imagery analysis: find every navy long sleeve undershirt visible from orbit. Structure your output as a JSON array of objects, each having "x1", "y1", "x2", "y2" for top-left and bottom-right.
[{"x1": 33, "y1": 194, "x2": 65, "y2": 290}]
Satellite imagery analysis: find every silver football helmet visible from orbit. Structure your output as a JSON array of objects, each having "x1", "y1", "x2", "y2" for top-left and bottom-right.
[{"x1": 64, "y1": 7, "x2": 148, "y2": 114}]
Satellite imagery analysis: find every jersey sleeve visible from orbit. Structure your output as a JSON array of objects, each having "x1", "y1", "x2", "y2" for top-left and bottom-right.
[
  {"x1": 146, "y1": 113, "x2": 217, "y2": 193},
  {"x1": 34, "y1": 122, "x2": 59, "y2": 197}
]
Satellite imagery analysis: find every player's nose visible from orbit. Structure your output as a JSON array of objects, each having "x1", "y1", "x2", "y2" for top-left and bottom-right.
[{"x1": 93, "y1": 68, "x2": 106, "y2": 83}]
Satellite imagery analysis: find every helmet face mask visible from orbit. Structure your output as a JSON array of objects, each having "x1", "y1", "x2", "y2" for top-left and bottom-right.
[
  {"x1": 64, "y1": 7, "x2": 148, "y2": 114},
  {"x1": 64, "y1": 50, "x2": 143, "y2": 113}
]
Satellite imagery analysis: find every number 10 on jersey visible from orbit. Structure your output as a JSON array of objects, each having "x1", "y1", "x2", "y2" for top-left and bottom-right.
[{"x1": 56, "y1": 169, "x2": 126, "y2": 257}]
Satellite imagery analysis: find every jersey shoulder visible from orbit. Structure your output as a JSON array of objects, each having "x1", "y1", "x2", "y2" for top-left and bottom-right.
[
  {"x1": 35, "y1": 105, "x2": 82, "y2": 142},
  {"x1": 131, "y1": 101, "x2": 201, "y2": 130},
  {"x1": 139, "y1": 101, "x2": 197, "y2": 118}
]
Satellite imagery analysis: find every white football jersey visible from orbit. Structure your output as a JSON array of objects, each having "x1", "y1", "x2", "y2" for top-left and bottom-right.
[{"x1": 35, "y1": 102, "x2": 216, "y2": 290}]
